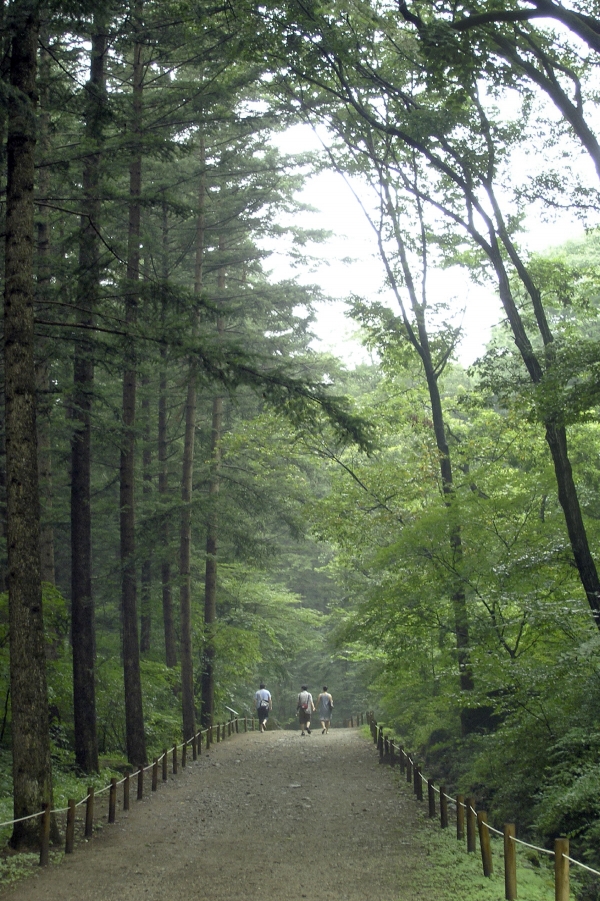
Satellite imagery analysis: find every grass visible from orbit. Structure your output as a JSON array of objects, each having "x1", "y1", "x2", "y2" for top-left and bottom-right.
[{"x1": 394, "y1": 773, "x2": 573, "y2": 901}]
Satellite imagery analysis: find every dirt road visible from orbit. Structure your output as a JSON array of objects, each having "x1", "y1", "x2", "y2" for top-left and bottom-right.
[{"x1": 0, "y1": 727, "x2": 436, "y2": 901}]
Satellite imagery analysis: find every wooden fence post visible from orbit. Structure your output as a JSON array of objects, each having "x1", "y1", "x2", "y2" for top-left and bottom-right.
[
  {"x1": 390, "y1": 739, "x2": 396, "y2": 767},
  {"x1": 109, "y1": 778, "x2": 117, "y2": 823},
  {"x1": 172, "y1": 744, "x2": 178, "y2": 774},
  {"x1": 504, "y1": 824, "x2": 517, "y2": 901},
  {"x1": 192, "y1": 733, "x2": 197, "y2": 761},
  {"x1": 466, "y1": 798, "x2": 477, "y2": 852},
  {"x1": 152, "y1": 758, "x2": 158, "y2": 791},
  {"x1": 216, "y1": 723, "x2": 221, "y2": 742},
  {"x1": 406, "y1": 756, "x2": 412, "y2": 784},
  {"x1": 162, "y1": 749, "x2": 168, "y2": 782},
  {"x1": 414, "y1": 765, "x2": 423, "y2": 800},
  {"x1": 85, "y1": 786, "x2": 94, "y2": 838},
  {"x1": 440, "y1": 786, "x2": 448, "y2": 829},
  {"x1": 477, "y1": 811, "x2": 493, "y2": 876},
  {"x1": 456, "y1": 794, "x2": 465, "y2": 840},
  {"x1": 182, "y1": 742, "x2": 187, "y2": 768},
  {"x1": 124, "y1": 771, "x2": 130, "y2": 811},
  {"x1": 428, "y1": 780, "x2": 436, "y2": 818},
  {"x1": 399, "y1": 746, "x2": 405, "y2": 774},
  {"x1": 39, "y1": 803, "x2": 50, "y2": 866},
  {"x1": 197, "y1": 731, "x2": 202, "y2": 755},
  {"x1": 555, "y1": 837, "x2": 569, "y2": 901},
  {"x1": 65, "y1": 799, "x2": 76, "y2": 854}
]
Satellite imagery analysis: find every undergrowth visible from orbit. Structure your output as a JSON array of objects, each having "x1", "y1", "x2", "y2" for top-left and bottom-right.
[{"x1": 396, "y1": 774, "x2": 575, "y2": 901}]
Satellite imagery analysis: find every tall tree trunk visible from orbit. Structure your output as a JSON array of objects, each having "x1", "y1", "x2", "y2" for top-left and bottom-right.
[
  {"x1": 4, "y1": 2, "x2": 54, "y2": 848},
  {"x1": 0, "y1": 421, "x2": 7, "y2": 593},
  {"x1": 379, "y1": 177, "x2": 474, "y2": 720},
  {"x1": 140, "y1": 375, "x2": 152, "y2": 654},
  {"x1": 545, "y1": 420, "x2": 600, "y2": 625},
  {"x1": 179, "y1": 373, "x2": 197, "y2": 740},
  {"x1": 201, "y1": 390, "x2": 223, "y2": 728},
  {"x1": 71, "y1": 20, "x2": 105, "y2": 776},
  {"x1": 484, "y1": 228, "x2": 600, "y2": 628},
  {"x1": 159, "y1": 198, "x2": 177, "y2": 666},
  {"x1": 201, "y1": 234, "x2": 223, "y2": 729},
  {"x1": 120, "y1": 0, "x2": 146, "y2": 767},
  {"x1": 35, "y1": 26, "x2": 54, "y2": 585},
  {"x1": 179, "y1": 146, "x2": 205, "y2": 739}
]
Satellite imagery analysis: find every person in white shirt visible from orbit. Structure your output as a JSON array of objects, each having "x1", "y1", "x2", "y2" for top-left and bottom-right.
[
  {"x1": 296, "y1": 685, "x2": 315, "y2": 736},
  {"x1": 254, "y1": 683, "x2": 272, "y2": 732}
]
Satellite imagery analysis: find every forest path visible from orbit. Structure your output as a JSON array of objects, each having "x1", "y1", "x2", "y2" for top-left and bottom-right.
[{"x1": 1, "y1": 727, "x2": 442, "y2": 901}]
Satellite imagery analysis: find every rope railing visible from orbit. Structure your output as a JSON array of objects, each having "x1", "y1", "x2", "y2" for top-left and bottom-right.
[
  {"x1": 368, "y1": 715, "x2": 600, "y2": 901},
  {"x1": 1, "y1": 713, "x2": 258, "y2": 868}
]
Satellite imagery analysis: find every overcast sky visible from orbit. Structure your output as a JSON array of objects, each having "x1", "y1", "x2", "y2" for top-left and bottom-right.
[{"x1": 269, "y1": 123, "x2": 587, "y2": 369}]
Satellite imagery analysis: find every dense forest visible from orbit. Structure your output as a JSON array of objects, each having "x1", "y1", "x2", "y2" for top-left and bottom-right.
[{"x1": 2, "y1": 0, "x2": 600, "y2": 895}]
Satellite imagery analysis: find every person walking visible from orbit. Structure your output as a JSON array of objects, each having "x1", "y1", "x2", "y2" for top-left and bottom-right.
[
  {"x1": 297, "y1": 685, "x2": 314, "y2": 736},
  {"x1": 254, "y1": 682, "x2": 272, "y2": 732},
  {"x1": 316, "y1": 686, "x2": 334, "y2": 734}
]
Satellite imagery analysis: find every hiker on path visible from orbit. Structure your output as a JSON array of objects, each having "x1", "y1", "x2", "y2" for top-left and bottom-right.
[
  {"x1": 316, "y1": 686, "x2": 334, "y2": 734},
  {"x1": 254, "y1": 682, "x2": 272, "y2": 732},
  {"x1": 297, "y1": 685, "x2": 315, "y2": 736}
]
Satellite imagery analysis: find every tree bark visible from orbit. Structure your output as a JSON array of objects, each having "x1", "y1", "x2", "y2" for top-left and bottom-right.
[
  {"x1": 71, "y1": 21, "x2": 106, "y2": 776},
  {"x1": 379, "y1": 178, "x2": 474, "y2": 711},
  {"x1": 4, "y1": 2, "x2": 54, "y2": 848},
  {"x1": 140, "y1": 380, "x2": 152, "y2": 654},
  {"x1": 159, "y1": 197, "x2": 177, "y2": 667},
  {"x1": 179, "y1": 373, "x2": 197, "y2": 740},
  {"x1": 120, "y1": 0, "x2": 146, "y2": 767},
  {"x1": 179, "y1": 145, "x2": 205, "y2": 740},
  {"x1": 201, "y1": 390, "x2": 223, "y2": 728},
  {"x1": 35, "y1": 25, "x2": 55, "y2": 585},
  {"x1": 201, "y1": 234, "x2": 224, "y2": 729}
]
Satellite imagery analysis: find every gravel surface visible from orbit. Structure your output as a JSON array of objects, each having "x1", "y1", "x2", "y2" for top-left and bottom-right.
[{"x1": 1, "y1": 727, "x2": 435, "y2": 901}]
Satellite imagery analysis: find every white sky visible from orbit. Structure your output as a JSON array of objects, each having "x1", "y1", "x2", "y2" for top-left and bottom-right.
[{"x1": 269, "y1": 123, "x2": 587, "y2": 369}]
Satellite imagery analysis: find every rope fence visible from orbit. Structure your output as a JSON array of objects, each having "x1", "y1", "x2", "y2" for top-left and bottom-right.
[
  {"x1": 4, "y1": 707, "x2": 594, "y2": 899},
  {"x1": 3, "y1": 713, "x2": 262, "y2": 868},
  {"x1": 369, "y1": 715, "x2": 599, "y2": 901}
]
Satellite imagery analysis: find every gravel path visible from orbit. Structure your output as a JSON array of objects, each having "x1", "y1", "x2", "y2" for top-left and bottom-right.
[{"x1": 0, "y1": 727, "x2": 436, "y2": 901}]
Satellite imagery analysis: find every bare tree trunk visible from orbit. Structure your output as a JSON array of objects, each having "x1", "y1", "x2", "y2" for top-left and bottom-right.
[
  {"x1": 4, "y1": 2, "x2": 54, "y2": 848},
  {"x1": 140, "y1": 376, "x2": 152, "y2": 654},
  {"x1": 201, "y1": 233, "x2": 224, "y2": 729},
  {"x1": 378, "y1": 176, "x2": 474, "y2": 721},
  {"x1": 201, "y1": 390, "x2": 222, "y2": 728},
  {"x1": 36, "y1": 24, "x2": 54, "y2": 585},
  {"x1": 179, "y1": 374, "x2": 197, "y2": 740},
  {"x1": 120, "y1": 0, "x2": 146, "y2": 767},
  {"x1": 179, "y1": 144, "x2": 205, "y2": 740},
  {"x1": 70, "y1": 20, "x2": 106, "y2": 776},
  {"x1": 484, "y1": 227, "x2": 600, "y2": 627},
  {"x1": 159, "y1": 198, "x2": 177, "y2": 667}
]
